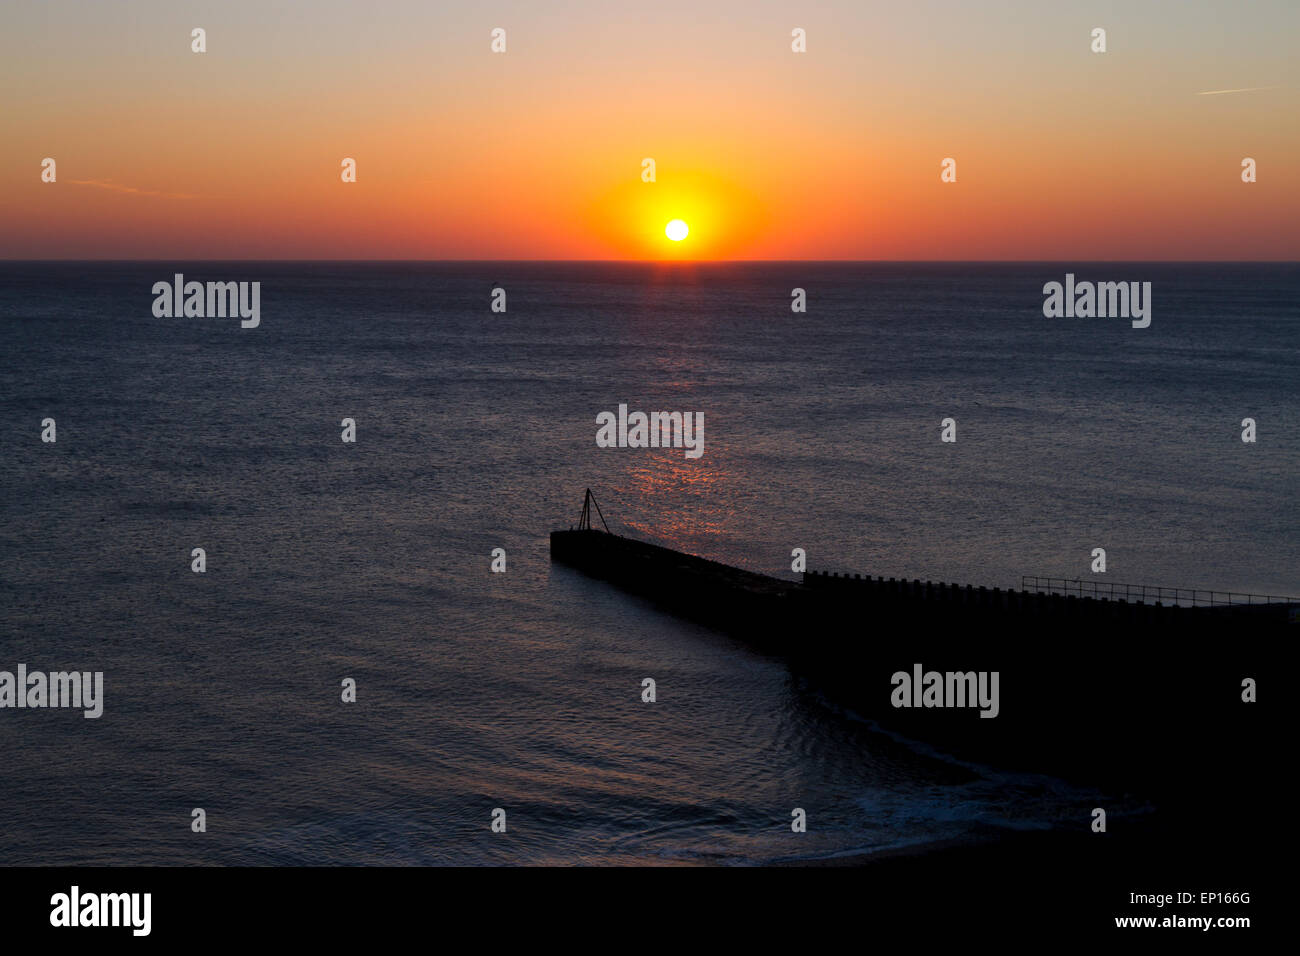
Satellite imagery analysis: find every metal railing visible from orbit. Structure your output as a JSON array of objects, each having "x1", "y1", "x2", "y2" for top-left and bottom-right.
[{"x1": 1021, "y1": 575, "x2": 1300, "y2": 608}]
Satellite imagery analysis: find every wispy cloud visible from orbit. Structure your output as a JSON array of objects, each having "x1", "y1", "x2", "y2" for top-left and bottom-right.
[
  {"x1": 1195, "y1": 86, "x2": 1276, "y2": 96},
  {"x1": 66, "y1": 179, "x2": 201, "y2": 200}
]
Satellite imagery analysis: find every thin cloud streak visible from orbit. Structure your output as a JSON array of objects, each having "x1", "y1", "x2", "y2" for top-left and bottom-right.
[
  {"x1": 66, "y1": 179, "x2": 201, "y2": 200},
  {"x1": 1195, "y1": 86, "x2": 1276, "y2": 96}
]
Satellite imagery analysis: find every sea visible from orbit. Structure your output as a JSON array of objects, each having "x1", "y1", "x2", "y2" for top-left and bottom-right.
[{"x1": 1, "y1": 261, "x2": 1296, "y2": 865}]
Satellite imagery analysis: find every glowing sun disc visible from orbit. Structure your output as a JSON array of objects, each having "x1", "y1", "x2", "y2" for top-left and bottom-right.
[{"x1": 665, "y1": 219, "x2": 689, "y2": 241}]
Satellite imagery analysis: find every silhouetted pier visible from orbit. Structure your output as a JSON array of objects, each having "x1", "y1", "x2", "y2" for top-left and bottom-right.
[{"x1": 550, "y1": 491, "x2": 1288, "y2": 788}]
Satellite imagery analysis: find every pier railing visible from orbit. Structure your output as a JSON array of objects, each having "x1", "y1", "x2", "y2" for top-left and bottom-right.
[
  {"x1": 801, "y1": 569, "x2": 1298, "y2": 622},
  {"x1": 1020, "y1": 576, "x2": 1299, "y2": 608}
]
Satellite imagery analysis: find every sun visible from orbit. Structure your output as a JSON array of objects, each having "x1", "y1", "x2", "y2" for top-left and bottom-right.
[{"x1": 665, "y1": 219, "x2": 689, "y2": 242}]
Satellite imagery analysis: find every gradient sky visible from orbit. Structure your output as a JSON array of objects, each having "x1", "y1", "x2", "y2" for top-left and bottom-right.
[{"x1": 1, "y1": 0, "x2": 1297, "y2": 259}]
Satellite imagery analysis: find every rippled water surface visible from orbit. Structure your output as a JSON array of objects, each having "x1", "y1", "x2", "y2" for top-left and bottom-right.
[{"x1": 1, "y1": 262, "x2": 1294, "y2": 863}]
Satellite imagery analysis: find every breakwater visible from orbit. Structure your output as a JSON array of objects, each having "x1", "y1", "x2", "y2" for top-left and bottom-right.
[{"x1": 550, "y1": 522, "x2": 1287, "y2": 791}]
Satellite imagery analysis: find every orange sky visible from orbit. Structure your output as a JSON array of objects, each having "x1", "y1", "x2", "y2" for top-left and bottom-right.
[{"x1": 1, "y1": 0, "x2": 1297, "y2": 259}]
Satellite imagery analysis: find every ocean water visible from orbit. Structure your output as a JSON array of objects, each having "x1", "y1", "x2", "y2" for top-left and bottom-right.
[{"x1": 0, "y1": 261, "x2": 1295, "y2": 865}]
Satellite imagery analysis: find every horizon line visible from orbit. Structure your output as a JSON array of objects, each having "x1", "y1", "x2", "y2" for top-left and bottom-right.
[{"x1": 3, "y1": 258, "x2": 1298, "y2": 265}]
